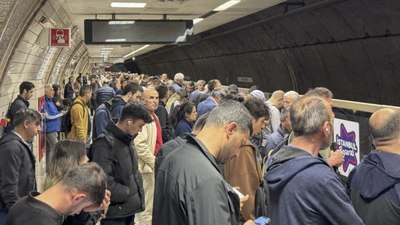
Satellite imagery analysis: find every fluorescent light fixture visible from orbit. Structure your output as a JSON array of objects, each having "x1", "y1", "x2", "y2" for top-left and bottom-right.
[
  {"x1": 193, "y1": 18, "x2": 204, "y2": 25},
  {"x1": 108, "y1": 21, "x2": 135, "y2": 25},
  {"x1": 110, "y1": 2, "x2": 146, "y2": 8},
  {"x1": 101, "y1": 48, "x2": 113, "y2": 50},
  {"x1": 123, "y1": 44, "x2": 150, "y2": 58},
  {"x1": 105, "y1": 38, "x2": 126, "y2": 42},
  {"x1": 213, "y1": 0, "x2": 241, "y2": 11}
]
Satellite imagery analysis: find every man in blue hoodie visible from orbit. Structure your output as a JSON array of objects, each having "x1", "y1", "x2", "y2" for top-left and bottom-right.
[
  {"x1": 348, "y1": 108, "x2": 400, "y2": 224},
  {"x1": 265, "y1": 96, "x2": 364, "y2": 225}
]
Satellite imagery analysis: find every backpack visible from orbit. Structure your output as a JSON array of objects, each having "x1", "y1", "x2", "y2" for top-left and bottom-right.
[
  {"x1": 61, "y1": 101, "x2": 84, "y2": 133},
  {"x1": 92, "y1": 101, "x2": 114, "y2": 139}
]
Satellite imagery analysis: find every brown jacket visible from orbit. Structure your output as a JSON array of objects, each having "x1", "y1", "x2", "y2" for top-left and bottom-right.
[{"x1": 224, "y1": 139, "x2": 263, "y2": 221}]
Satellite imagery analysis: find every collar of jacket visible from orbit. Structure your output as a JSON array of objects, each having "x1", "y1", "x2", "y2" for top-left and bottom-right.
[
  {"x1": 17, "y1": 95, "x2": 30, "y2": 107},
  {"x1": 106, "y1": 121, "x2": 133, "y2": 145},
  {"x1": 186, "y1": 134, "x2": 222, "y2": 174}
]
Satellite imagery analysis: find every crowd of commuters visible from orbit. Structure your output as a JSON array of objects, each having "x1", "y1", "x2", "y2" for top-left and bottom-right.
[{"x1": 0, "y1": 71, "x2": 398, "y2": 225}]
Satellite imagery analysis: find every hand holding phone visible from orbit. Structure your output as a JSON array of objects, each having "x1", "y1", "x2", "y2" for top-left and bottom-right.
[{"x1": 232, "y1": 187, "x2": 244, "y2": 198}]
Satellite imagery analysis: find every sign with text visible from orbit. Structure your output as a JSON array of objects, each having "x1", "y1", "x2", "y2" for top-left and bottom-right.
[
  {"x1": 50, "y1": 28, "x2": 71, "y2": 47},
  {"x1": 334, "y1": 118, "x2": 360, "y2": 177}
]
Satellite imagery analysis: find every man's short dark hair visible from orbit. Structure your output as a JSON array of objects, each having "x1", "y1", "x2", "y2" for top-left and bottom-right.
[
  {"x1": 156, "y1": 84, "x2": 168, "y2": 99},
  {"x1": 207, "y1": 79, "x2": 219, "y2": 92},
  {"x1": 119, "y1": 102, "x2": 153, "y2": 124},
  {"x1": 123, "y1": 83, "x2": 143, "y2": 96},
  {"x1": 61, "y1": 162, "x2": 107, "y2": 206},
  {"x1": 19, "y1": 81, "x2": 35, "y2": 94},
  {"x1": 79, "y1": 85, "x2": 92, "y2": 97},
  {"x1": 13, "y1": 108, "x2": 41, "y2": 127},
  {"x1": 243, "y1": 98, "x2": 270, "y2": 120}
]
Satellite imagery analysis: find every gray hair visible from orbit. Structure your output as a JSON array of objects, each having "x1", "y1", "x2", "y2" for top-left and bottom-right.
[
  {"x1": 61, "y1": 162, "x2": 107, "y2": 206},
  {"x1": 174, "y1": 73, "x2": 184, "y2": 81},
  {"x1": 284, "y1": 90, "x2": 299, "y2": 99},
  {"x1": 305, "y1": 87, "x2": 333, "y2": 99},
  {"x1": 206, "y1": 100, "x2": 252, "y2": 134},
  {"x1": 290, "y1": 96, "x2": 331, "y2": 137},
  {"x1": 210, "y1": 88, "x2": 226, "y2": 98},
  {"x1": 196, "y1": 80, "x2": 206, "y2": 86},
  {"x1": 44, "y1": 84, "x2": 53, "y2": 89}
]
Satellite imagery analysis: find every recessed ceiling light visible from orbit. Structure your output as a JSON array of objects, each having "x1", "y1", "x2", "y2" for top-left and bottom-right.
[
  {"x1": 213, "y1": 0, "x2": 241, "y2": 12},
  {"x1": 105, "y1": 38, "x2": 126, "y2": 42},
  {"x1": 108, "y1": 21, "x2": 136, "y2": 25},
  {"x1": 110, "y1": 2, "x2": 146, "y2": 8},
  {"x1": 123, "y1": 45, "x2": 150, "y2": 58}
]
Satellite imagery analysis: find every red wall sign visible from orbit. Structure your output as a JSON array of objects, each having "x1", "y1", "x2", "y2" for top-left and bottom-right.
[{"x1": 50, "y1": 28, "x2": 71, "y2": 47}]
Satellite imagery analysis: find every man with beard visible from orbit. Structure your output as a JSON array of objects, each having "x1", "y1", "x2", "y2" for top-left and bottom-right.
[
  {"x1": 153, "y1": 100, "x2": 254, "y2": 225},
  {"x1": 265, "y1": 96, "x2": 363, "y2": 225}
]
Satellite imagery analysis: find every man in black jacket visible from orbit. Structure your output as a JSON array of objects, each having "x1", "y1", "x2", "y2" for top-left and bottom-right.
[
  {"x1": 5, "y1": 81, "x2": 35, "y2": 134},
  {"x1": 155, "y1": 84, "x2": 173, "y2": 143},
  {"x1": 0, "y1": 108, "x2": 41, "y2": 225},
  {"x1": 153, "y1": 100, "x2": 254, "y2": 225},
  {"x1": 90, "y1": 103, "x2": 153, "y2": 225},
  {"x1": 64, "y1": 76, "x2": 76, "y2": 100},
  {"x1": 349, "y1": 108, "x2": 400, "y2": 224}
]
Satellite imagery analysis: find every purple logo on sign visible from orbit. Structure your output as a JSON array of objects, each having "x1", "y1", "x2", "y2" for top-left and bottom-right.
[{"x1": 335, "y1": 124, "x2": 358, "y2": 172}]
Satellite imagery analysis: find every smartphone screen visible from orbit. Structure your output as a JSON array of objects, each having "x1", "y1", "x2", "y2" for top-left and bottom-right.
[{"x1": 254, "y1": 216, "x2": 271, "y2": 225}]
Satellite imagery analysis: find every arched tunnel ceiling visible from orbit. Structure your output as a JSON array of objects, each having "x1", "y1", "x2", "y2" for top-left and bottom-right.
[{"x1": 136, "y1": 0, "x2": 400, "y2": 106}]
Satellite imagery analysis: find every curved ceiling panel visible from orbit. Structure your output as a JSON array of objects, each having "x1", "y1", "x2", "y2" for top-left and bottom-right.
[{"x1": 136, "y1": 0, "x2": 400, "y2": 105}]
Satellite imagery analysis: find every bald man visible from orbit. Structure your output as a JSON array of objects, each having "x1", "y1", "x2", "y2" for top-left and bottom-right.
[{"x1": 348, "y1": 108, "x2": 400, "y2": 224}]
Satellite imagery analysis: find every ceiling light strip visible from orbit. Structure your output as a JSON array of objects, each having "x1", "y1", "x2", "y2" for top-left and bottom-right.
[
  {"x1": 123, "y1": 44, "x2": 150, "y2": 58},
  {"x1": 213, "y1": 0, "x2": 241, "y2": 12},
  {"x1": 110, "y1": 2, "x2": 146, "y2": 8}
]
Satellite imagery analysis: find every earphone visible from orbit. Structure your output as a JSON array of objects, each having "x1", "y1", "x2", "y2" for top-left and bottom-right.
[{"x1": 128, "y1": 121, "x2": 132, "y2": 126}]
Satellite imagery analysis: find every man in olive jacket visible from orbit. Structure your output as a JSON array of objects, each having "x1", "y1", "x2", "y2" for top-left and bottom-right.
[{"x1": 90, "y1": 103, "x2": 153, "y2": 225}]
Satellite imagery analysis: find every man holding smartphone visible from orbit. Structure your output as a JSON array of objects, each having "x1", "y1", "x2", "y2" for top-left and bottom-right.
[{"x1": 153, "y1": 100, "x2": 254, "y2": 225}]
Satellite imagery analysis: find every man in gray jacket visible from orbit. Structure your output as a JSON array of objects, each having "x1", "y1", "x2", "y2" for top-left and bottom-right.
[{"x1": 153, "y1": 100, "x2": 254, "y2": 225}]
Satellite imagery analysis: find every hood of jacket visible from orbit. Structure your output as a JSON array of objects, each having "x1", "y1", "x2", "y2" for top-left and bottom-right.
[
  {"x1": 350, "y1": 151, "x2": 400, "y2": 201},
  {"x1": 266, "y1": 145, "x2": 328, "y2": 192}
]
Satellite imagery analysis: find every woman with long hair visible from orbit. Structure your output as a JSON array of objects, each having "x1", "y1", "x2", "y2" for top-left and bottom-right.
[
  {"x1": 170, "y1": 101, "x2": 197, "y2": 137},
  {"x1": 42, "y1": 139, "x2": 88, "y2": 190}
]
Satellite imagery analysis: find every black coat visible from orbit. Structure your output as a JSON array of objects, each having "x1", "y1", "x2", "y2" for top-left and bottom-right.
[
  {"x1": 153, "y1": 135, "x2": 241, "y2": 225},
  {"x1": 155, "y1": 101, "x2": 173, "y2": 143},
  {"x1": 64, "y1": 83, "x2": 75, "y2": 100},
  {"x1": 90, "y1": 122, "x2": 145, "y2": 219},
  {"x1": 5, "y1": 96, "x2": 29, "y2": 133},
  {"x1": 0, "y1": 132, "x2": 36, "y2": 210}
]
